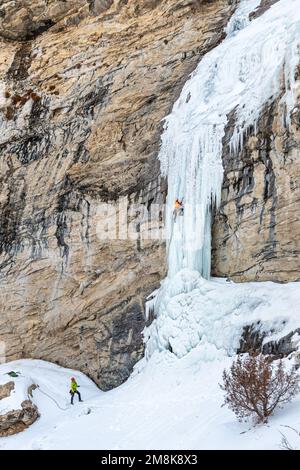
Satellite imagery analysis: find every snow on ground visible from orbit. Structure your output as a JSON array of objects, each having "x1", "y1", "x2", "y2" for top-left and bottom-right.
[{"x1": 0, "y1": 279, "x2": 299, "y2": 450}]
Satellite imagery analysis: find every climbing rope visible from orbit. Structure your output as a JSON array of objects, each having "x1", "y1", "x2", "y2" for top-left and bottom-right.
[
  {"x1": 35, "y1": 387, "x2": 69, "y2": 411},
  {"x1": 9, "y1": 373, "x2": 81, "y2": 412}
]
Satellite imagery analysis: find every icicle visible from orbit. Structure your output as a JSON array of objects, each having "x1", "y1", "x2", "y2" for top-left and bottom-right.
[
  {"x1": 158, "y1": 0, "x2": 300, "y2": 281},
  {"x1": 145, "y1": 0, "x2": 300, "y2": 357},
  {"x1": 145, "y1": 290, "x2": 159, "y2": 322}
]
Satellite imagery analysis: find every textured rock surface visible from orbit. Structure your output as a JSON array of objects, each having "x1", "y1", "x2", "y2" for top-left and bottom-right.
[
  {"x1": 0, "y1": 381, "x2": 14, "y2": 400},
  {"x1": 0, "y1": 398, "x2": 39, "y2": 437},
  {"x1": 238, "y1": 322, "x2": 300, "y2": 360},
  {"x1": 0, "y1": 0, "x2": 236, "y2": 390},
  {"x1": 212, "y1": 74, "x2": 300, "y2": 282},
  {"x1": 262, "y1": 328, "x2": 300, "y2": 358}
]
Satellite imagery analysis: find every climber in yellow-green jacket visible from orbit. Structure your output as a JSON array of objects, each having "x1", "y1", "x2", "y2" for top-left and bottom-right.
[{"x1": 70, "y1": 377, "x2": 83, "y2": 405}]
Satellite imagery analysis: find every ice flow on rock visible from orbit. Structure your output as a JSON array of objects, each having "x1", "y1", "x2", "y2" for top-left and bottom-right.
[
  {"x1": 159, "y1": 0, "x2": 300, "y2": 280},
  {"x1": 146, "y1": 0, "x2": 300, "y2": 357}
]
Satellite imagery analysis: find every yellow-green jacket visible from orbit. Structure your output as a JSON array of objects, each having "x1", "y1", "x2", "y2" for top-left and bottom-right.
[{"x1": 70, "y1": 380, "x2": 78, "y2": 393}]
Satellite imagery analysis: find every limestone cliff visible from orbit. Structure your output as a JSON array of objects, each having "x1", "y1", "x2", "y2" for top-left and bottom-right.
[{"x1": 0, "y1": 0, "x2": 236, "y2": 390}]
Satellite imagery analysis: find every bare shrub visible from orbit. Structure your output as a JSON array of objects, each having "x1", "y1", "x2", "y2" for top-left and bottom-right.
[{"x1": 220, "y1": 354, "x2": 300, "y2": 423}]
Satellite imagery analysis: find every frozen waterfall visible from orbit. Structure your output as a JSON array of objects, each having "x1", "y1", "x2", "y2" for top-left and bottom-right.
[
  {"x1": 159, "y1": 0, "x2": 300, "y2": 280},
  {"x1": 145, "y1": 0, "x2": 300, "y2": 357}
]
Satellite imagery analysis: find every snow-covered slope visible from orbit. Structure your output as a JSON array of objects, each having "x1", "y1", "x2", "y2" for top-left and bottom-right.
[
  {"x1": 0, "y1": 360, "x2": 101, "y2": 449},
  {"x1": 1, "y1": 322, "x2": 300, "y2": 451}
]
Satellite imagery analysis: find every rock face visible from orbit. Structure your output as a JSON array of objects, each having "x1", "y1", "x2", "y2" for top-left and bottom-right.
[
  {"x1": 212, "y1": 74, "x2": 300, "y2": 282},
  {"x1": 0, "y1": 0, "x2": 236, "y2": 390},
  {"x1": 0, "y1": 380, "x2": 39, "y2": 436},
  {"x1": 0, "y1": 399, "x2": 39, "y2": 437},
  {"x1": 0, "y1": 1, "x2": 89, "y2": 41},
  {"x1": 238, "y1": 322, "x2": 300, "y2": 361},
  {"x1": 0, "y1": 381, "x2": 14, "y2": 400}
]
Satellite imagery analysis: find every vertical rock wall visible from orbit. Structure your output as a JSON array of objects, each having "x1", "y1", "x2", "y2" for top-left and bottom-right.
[
  {"x1": 0, "y1": 0, "x2": 236, "y2": 389},
  {"x1": 212, "y1": 72, "x2": 300, "y2": 282}
]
